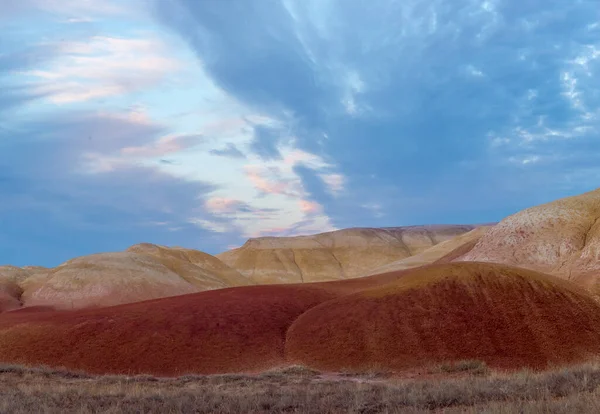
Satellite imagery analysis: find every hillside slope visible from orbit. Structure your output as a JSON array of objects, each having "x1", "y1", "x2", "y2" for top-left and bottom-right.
[{"x1": 366, "y1": 226, "x2": 493, "y2": 275}]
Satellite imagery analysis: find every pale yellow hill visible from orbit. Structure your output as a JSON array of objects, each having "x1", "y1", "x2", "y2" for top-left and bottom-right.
[
  {"x1": 366, "y1": 225, "x2": 493, "y2": 275},
  {"x1": 455, "y1": 188, "x2": 600, "y2": 294},
  {"x1": 16, "y1": 244, "x2": 252, "y2": 311},
  {"x1": 20, "y1": 252, "x2": 200, "y2": 309},
  {"x1": 125, "y1": 243, "x2": 251, "y2": 287},
  {"x1": 217, "y1": 225, "x2": 478, "y2": 284}
]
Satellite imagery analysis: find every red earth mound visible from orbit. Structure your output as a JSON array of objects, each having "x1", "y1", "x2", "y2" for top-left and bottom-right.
[
  {"x1": 285, "y1": 262, "x2": 600, "y2": 371},
  {"x1": 0, "y1": 268, "x2": 421, "y2": 375},
  {"x1": 0, "y1": 285, "x2": 339, "y2": 376},
  {"x1": 2, "y1": 262, "x2": 600, "y2": 376}
]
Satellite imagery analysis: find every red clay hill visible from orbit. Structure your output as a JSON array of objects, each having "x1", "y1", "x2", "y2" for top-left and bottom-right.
[
  {"x1": 285, "y1": 262, "x2": 600, "y2": 372},
  {"x1": 1, "y1": 262, "x2": 600, "y2": 376}
]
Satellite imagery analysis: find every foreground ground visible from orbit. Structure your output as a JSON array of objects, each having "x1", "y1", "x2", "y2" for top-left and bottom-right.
[{"x1": 2, "y1": 362, "x2": 600, "y2": 413}]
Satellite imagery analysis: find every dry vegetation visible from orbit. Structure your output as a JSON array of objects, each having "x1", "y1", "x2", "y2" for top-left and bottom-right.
[{"x1": 3, "y1": 363, "x2": 600, "y2": 413}]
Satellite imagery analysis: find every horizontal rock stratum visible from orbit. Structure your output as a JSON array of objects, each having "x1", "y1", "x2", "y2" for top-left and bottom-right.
[
  {"x1": 1, "y1": 262, "x2": 599, "y2": 376},
  {"x1": 217, "y1": 225, "x2": 480, "y2": 284}
]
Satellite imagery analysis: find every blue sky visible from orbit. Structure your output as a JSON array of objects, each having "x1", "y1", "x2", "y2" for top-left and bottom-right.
[{"x1": 1, "y1": 0, "x2": 600, "y2": 267}]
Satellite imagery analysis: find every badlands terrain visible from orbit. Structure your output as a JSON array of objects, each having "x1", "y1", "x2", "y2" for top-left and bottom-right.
[{"x1": 4, "y1": 188, "x2": 600, "y2": 412}]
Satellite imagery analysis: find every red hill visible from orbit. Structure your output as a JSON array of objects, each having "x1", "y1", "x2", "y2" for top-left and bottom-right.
[
  {"x1": 2, "y1": 262, "x2": 600, "y2": 376},
  {"x1": 285, "y1": 262, "x2": 600, "y2": 371}
]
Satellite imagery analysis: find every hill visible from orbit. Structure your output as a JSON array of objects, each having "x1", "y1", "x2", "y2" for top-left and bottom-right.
[
  {"x1": 285, "y1": 262, "x2": 600, "y2": 372},
  {"x1": 366, "y1": 225, "x2": 493, "y2": 275},
  {"x1": 217, "y1": 225, "x2": 478, "y2": 284},
  {"x1": 6, "y1": 244, "x2": 252, "y2": 311},
  {"x1": 2, "y1": 262, "x2": 600, "y2": 375},
  {"x1": 454, "y1": 188, "x2": 600, "y2": 294},
  {"x1": 0, "y1": 284, "x2": 339, "y2": 375}
]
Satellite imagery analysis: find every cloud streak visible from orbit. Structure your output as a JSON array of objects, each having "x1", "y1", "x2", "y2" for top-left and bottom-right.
[{"x1": 23, "y1": 36, "x2": 182, "y2": 104}]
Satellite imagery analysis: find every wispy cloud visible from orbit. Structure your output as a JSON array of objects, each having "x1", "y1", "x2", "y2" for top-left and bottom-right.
[
  {"x1": 0, "y1": 0, "x2": 136, "y2": 20},
  {"x1": 22, "y1": 36, "x2": 181, "y2": 104},
  {"x1": 0, "y1": 108, "x2": 230, "y2": 265},
  {"x1": 121, "y1": 134, "x2": 203, "y2": 158},
  {"x1": 204, "y1": 197, "x2": 247, "y2": 214}
]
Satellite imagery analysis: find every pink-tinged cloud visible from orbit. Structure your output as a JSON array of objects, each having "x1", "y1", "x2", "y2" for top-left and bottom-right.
[
  {"x1": 204, "y1": 197, "x2": 244, "y2": 214},
  {"x1": 26, "y1": 36, "x2": 182, "y2": 104},
  {"x1": 282, "y1": 149, "x2": 329, "y2": 168},
  {"x1": 299, "y1": 199, "x2": 322, "y2": 215},
  {"x1": 244, "y1": 166, "x2": 290, "y2": 195},
  {"x1": 121, "y1": 134, "x2": 202, "y2": 157}
]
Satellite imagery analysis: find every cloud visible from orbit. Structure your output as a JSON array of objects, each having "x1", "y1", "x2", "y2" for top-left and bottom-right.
[
  {"x1": 0, "y1": 42, "x2": 62, "y2": 115},
  {"x1": 250, "y1": 125, "x2": 283, "y2": 160},
  {"x1": 153, "y1": 0, "x2": 600, "y2": 230},
  {"x1": 121, "y1": 134, "x2": 204, "y2": 158},
  {"x1": 299, "y1": 199, "x2": 323, "y2": 215},
  {"x1": 0, "y1": 0, "x2": 135, "y2": 20},
  {"x1": 0, "y1": 109, "x2": 239, "y2": 266},
  {"x1": 209, "y1": 142, "x2": 246, "y2": 159},
  {"x1": 188, "y1": 218, "x2": 231, "y2": 234},
  {"x1": 204, "y1": 197, "x2": 247, "y2": 214},
  {"x1": 22, "y1": 36, "x2": 182, "y2": 104},
  {"x1": 319, "y1": 173, "x2": 345, "y2": 196},
  {"x1": 244, "y1": 165, "x2": 293, "y2": 196}
]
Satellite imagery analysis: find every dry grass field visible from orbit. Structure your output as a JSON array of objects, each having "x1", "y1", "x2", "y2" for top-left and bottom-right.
[{"x1": 3, "y1": 362, "x2": 600, "y2": 413}]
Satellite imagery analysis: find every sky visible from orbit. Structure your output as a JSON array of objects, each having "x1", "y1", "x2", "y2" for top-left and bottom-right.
[{"x1": 1, "y1": 0, "x2": 600, "y2": 267}]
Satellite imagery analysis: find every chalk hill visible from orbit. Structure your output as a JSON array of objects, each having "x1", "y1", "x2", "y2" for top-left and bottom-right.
[{"x1": 454, "y1": 188, "x2": 600, "y2": 294}]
